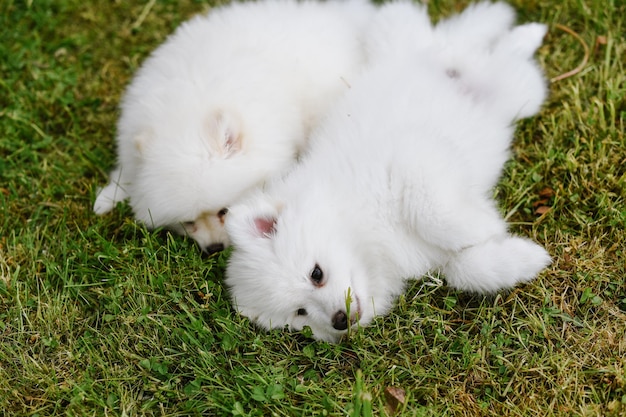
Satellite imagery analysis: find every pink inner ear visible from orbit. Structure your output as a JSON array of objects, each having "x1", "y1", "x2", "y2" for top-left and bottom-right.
[
  {"x1": 254, "y1": 217, "x2": 276, "y2": 237},
  {"x1": 224, "y1": 128, "x2": 242, "y2": 154}
]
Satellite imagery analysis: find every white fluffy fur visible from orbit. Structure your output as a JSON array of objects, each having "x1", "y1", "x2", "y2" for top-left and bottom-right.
[
  {"x1": 93, "y1": 0, "x2": 376, "y2": 250},
  {"x1": 225, "y1": 2, "x2": 551, "y2": 342}
]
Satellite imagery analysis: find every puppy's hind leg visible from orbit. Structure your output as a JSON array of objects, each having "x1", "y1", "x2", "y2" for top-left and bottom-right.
[
  {"x1": 442, "y1": 235, "x2": 551, "y2": 293},
  {"x1": 400, "y1": 175, "x2": 507, "y2": 252}
]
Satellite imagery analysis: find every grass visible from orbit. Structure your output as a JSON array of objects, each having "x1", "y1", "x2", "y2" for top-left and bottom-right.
[{"x1": 0, "y1": 0, "x2": 624, "y2": 415}]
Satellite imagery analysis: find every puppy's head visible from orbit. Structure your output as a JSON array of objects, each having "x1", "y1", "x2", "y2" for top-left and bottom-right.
[
  {"x1": 125, "y1": 106, "x2": 295, "y2": 252},
  {"x1": 224, "y1": 188, "x2": 370, "y2": 342}
]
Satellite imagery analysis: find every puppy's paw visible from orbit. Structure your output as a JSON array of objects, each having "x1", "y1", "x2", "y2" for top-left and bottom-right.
[
  {"x1": 443, "y1": 235, "x2": 551, "y2": 293},
  {"x1": 93, "y1": 182, "x2": 128, "y2": 214},
  {"x1": 495, "y1": 23, "x2": 547, "y2": 59},
  {"x1": 435, "y1": 2, "x2": 515, "y2": 50}
]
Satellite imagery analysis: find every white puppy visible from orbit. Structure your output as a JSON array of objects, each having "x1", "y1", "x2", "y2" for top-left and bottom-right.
[
  {"x1": 93, "y1": 0, "x2": 376, "y2": 252},
  {"x1": 225, "y1": 2, "x2": 551, "y2": 342}
]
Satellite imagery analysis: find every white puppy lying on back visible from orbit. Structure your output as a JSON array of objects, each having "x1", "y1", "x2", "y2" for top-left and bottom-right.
[
  {"x1": 225, "y1": 2, "x2": 551, "y2": 342},
  {"x1": 93, "y1": 0, "x2": 375, "y2": 252}
]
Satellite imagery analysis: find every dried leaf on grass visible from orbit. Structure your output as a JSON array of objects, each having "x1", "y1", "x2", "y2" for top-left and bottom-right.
[
  {"x1": 534, "y1": 186, "x2": 555, "y2": 216},
  {"x1": 384, "y1": 386, "x2": 406, "y2": 415}
]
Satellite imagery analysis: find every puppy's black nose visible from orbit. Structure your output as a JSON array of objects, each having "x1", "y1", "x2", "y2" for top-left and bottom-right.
[
  {"x1": 332, "y1": 310, "x2": 348, "y2": 331},
  {"x1": 205, "y1": 243, "x2": 225, "y2": 254}
]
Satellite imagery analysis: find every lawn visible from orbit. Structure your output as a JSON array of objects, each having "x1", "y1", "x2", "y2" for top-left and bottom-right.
[{"x1": 1, "y1": 0, "x2": 624, "y2": 415}]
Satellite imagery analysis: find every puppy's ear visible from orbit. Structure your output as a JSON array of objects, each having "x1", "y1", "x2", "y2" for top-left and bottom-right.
[
  {"x1": 252, "y1": 216, "x2": 277, "y2": 238},
  {"x1": 133, "y1": 129, "x2": 153, "y2": 155},
  {"x1": 226, "y1": 190, "x2": 282, "y2": 244},
  {"x1": 204, "y1": 110, "x2": 243, "y2": 157}
]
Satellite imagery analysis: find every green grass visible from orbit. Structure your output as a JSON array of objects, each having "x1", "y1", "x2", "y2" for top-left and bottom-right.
[{"x1": 1, "y1": 0, "x2": 624, "y2": 415}]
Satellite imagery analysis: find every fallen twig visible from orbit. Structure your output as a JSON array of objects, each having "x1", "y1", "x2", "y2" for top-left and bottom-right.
[{"x1": 550, "y1": 23, "x2": 590, "y2": 83}]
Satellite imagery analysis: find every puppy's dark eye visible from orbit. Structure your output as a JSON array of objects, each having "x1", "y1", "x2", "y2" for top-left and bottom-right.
[
  {"x1": 310, "y1": 264, "x2": 324, "y2": 286},
  {"x1": 217, "y1": 208, "x2": 228, "y2": 218},
  {"x1": 296, "y1": 308, "x2": 308, "y2": 316}
]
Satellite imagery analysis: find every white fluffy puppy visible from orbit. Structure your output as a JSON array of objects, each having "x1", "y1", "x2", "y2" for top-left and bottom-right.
[
  {"x1": 225, "y1": 2, "x2": 551, "y2": 342},
  {"x1": 93, "y1": 0, "x2": 375, "y2": 252}
]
